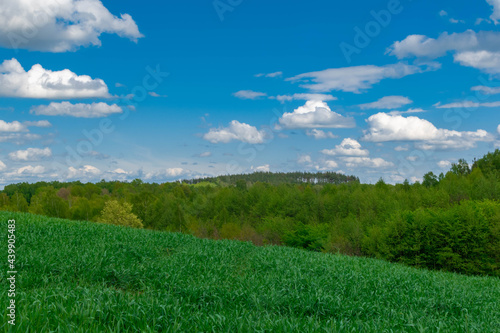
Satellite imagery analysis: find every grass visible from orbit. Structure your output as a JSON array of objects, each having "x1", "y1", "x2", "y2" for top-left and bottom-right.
[{"x1": 1, "y1": 211, "x2": 499, "y2": 332}]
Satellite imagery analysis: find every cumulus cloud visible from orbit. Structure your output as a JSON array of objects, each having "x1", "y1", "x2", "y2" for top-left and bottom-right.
[
  {"x1": 0, "y1": 120, "x2": 26, "y2": 132},
  {"x1": 252, "y1": 164, "x2": 270, "y2": 172},
  {"x1": 273, "y1": 93, "x2": 337, "y2": 103},
  {"x1": 342, "y1": 157, "x2": 394, "y2": 168},
  {"x1": 145, "y1": 168, "x2": 185, "y2": 180},
  {"x1": 199, "y1": 152, "x2": 212, "y2": 157},
  {"x1": 278, "y1": 100, "x2": 355, "y2": 129},
  {"x1": 387, "y1": 30, "x2": 500, "y2": 59},
  {"x1": 358, "y1": 96, "x2": 412, "y2": 110},
  {"x1": 0, "y1": 160, "x2": 6, "y2": 171},
  {"x1": 306, "y1": 129, "x2": 338, "y2": 139},
  {"x1": 321, "y1": 138, "x2": 369, "y2": 157},
  {"x1": 498, "y1": 124, "x2": 500, "y2": 134},
  {"x1": 434, "y1": 100, "x2": 500, "y2": 108},
  {"x1": 362, "y1": 112, "x2": 494, "y2": 150},
  {"x1": 31, "y1": 102, "x2": 122, "y2": 118},
  {"x1": 8, "y1": 147, "x2": 52, "y2": 161},
  {"x1": 0, "y1": 58, "x2": 110, "y2": 98},
  {"x1": 67, "y1": 165, "x2": 101, "y2": 179},
  {"x1": 454, "y1": 50, "x2": 500, "y2": 74},
  {"x1": 297, "y1": 155, "x2": 312, "y2": 164},
  {"x1": 233, "y1": 90, "x2": 267, "y2": 100},
  {"x1": 0, "y1": 0, "x2": 142, "y2": 52},
  {"x1": 438, "y1": 160, "x2": 452, "y2": 168},
  {"x1": 387, "y1": 30, "x2": 500, "y2": 74},
  {"x1": 287, "y1": 63, "x2": 438, "y2": 93},
  {"x1": 12, "y1": 165, "x2": 46, "y2": 176},
  {"x1": 204, "y1": 120, "x2": 268, "y2": 144}
]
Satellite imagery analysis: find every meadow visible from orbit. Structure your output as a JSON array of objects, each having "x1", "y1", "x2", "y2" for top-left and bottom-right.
[{"x1": 1, "y1": 211, "x2": 499, "y2": 332}]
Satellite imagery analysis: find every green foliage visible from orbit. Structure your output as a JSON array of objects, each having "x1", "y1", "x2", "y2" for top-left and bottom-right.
[
  {"x1": 97, "y1": 200, "x2": 143, "y2": 228},
  {"x1": 377, "y1": 201, "x2": 500, "y2": 276}
]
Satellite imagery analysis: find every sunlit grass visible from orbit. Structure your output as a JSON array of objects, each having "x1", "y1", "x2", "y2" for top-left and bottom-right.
[{"x1": 1, "y1": 211, "x2": 499, "y2": 332}]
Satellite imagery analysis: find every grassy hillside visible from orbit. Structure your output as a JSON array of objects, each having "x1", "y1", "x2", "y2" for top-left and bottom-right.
[{"x1": 1, "y1": 212, "x2": 499, "y2": 332}]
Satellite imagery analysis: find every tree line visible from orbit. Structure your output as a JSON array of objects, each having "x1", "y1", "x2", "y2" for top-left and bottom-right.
[{"x1": 1, "y1": 152, "x2": 500, "y2": 277}]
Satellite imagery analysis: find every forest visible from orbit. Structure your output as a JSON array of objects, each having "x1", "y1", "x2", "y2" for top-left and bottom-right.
[{"x1": 1, "y1": 150, "x2": 500, "y2": 277}]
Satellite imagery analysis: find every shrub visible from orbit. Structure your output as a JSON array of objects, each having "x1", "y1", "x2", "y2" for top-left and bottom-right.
[{"x1": 97, "y1": 200, "x2": 143, "y2": 228}]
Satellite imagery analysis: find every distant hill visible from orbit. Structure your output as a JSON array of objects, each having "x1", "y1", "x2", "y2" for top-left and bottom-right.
[{"x1": 181, "y1": 171, "x2": 359, "y2": 186}]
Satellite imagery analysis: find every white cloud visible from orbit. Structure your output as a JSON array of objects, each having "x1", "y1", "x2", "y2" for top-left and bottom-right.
[
  {"x1": 498, "y1": 124, "x2": 500, "y2": 134},
  {"x1": 31, "y1": 102, "x2": 122, "y2": 118},
  {"x1": 387, "y1": 108, "x2": 426, "y2": 116},
  {"x1": 454, "y1": 50, "x2": 500, "y2": 74},
  {"x1": 363, "y1": 112, "x2": 494, "y2": 150},
  {"x1": 204, "y1": 120, "x2": 268, "y2": 144},
  {"x1": 148, "y1": 92, "x2": 167, "y2": 98},
  {"x1": 255, "y1": 72, "x2": 282, "y2": 78},
  {"x1": 358, "y1": 96, "x2": 412, "y2": 110},
  {"x1": 434, "y1": 100, "x2": 500, "y2": 108},
  {"x1": 0, "y1": 0, "x2": 142, "y2": 52},
  {"x1": 278, "y1": 100, "x2": 355, "y2": 129},
  {"x1": 15, "y1": 165, "x2": 46, "y2": 175},
  {"x1": 471, "y1": 85, "x2": 500, "y2": 94},
  {"x1": 439, "y1": 10, "x2": 448, "y2": 17},
  {"x1": 487, "y1": 0, "x2": 500, "y2": 24},
  {"x1": 321, "y1": 138, "x2": 369, "y2": 157},
  {"x1": 8, "y1": 147, "x2": 52, "y2": 161},
  {"x1": 0, "y1": 120, "x2": 26, "y2": 132},
  {"x1": 323, "y1": 160, "x2": 339, "y2": 169},
  {"x1": 199, "y1": 152, "x2": 212, "y2": 157},
  {"x1": 144, "y1": 168, "x2": 186, "y2": 181},
  {"x1": 438, "y1": 160, "x2": 452, "y2": 168},
  {"x1": 388, "y1": 30, "x2": 500, "y2": 74},
  {"x1": 394, "y1": 145, "x2": 409, "y2": 151},
  {"x1": 342, "y1": 157, "x2": 393, "y2": 168},
  {"x1": 23, "y1": 120, "x2": 52, "y2": 128},
  {"x1": 67, "y1": 165, "x2": 101, "y2": 179},
  {"x1": 297, "y1": 155, "x2": 312, "y2": 164},
  {"x1": 449, "y1": 18, "x2": 465, "y2": 24},
  {"x1": 233, "y1": 90, "x2": 267, "y2": 100},
  {"x1": 0, "y1": 133, "x2": 42, "y2": 145},
  {"x1": 0, "y1": 161, "x2": 6, "y2": 171},
  {"x1": 0, "y1": 58, "x2": 109, "y2": 98},
  {"x1": 387, "y1": 30, "x2": 500, "y2": 59},
  {"x1": 306, "y1": 129, "x2": 338, "y2": 139},
  {"x1": 287, "y1": 63, "x2": 439, "y2": 93},
  {"x1": 273, "y1": 93, "x2": 337, "y2": 103},
  {"x1": 112, "y1": 168, "x2": 128, "y2": 175},
  {"x1": 252, "y1": 164, "x2": 270, "y2": 172}
]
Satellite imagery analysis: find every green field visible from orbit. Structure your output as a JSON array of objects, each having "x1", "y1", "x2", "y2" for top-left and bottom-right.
[{"x1": 1, "y1": 212, "x2": 499, "y2": 332}]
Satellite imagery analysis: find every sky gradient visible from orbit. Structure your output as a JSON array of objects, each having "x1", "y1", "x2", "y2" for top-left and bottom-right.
[{"x1": 1, "y1": 0, "x2": 500, "y2": 186}]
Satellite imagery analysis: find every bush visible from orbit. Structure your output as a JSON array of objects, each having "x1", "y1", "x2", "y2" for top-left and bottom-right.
[
  {"x1": 377, "y1": 201, "x2": 500, "y2": 276},
  {"x1": 97, "y1": 200, "x2": 143, "y2": 228}
]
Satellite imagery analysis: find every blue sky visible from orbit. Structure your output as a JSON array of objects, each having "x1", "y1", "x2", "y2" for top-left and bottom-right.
[{"x1": 0, "y1": 0, "x2": 500, "y2": 186}]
